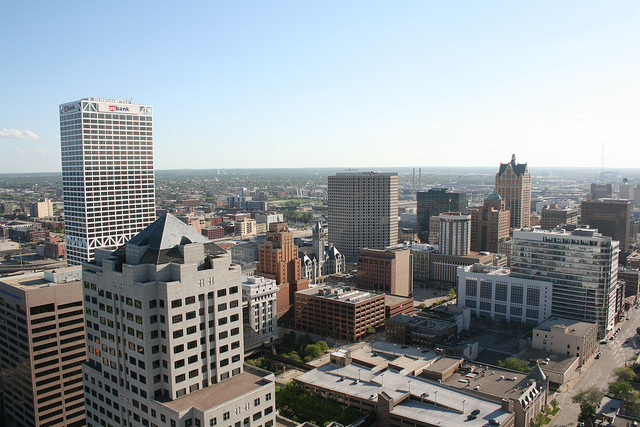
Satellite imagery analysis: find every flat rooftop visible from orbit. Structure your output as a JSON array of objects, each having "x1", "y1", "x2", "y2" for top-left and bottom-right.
[
  {"x1": 296, "y1": 285, "x2": 383, "y2": 303},
  {"x1": 534, "y1": 316, "x2": 596, "y2": 336},
  {"x1": 162, "y1": 368, "x2": 273, "y2": 413},
  {"x1": 443, "y1": 363, "x2": 534, "y2": 400},
  {"x1": 297, "y1": 362, "x2": 512, "y2": 427},
  {"x1": 0, "y1": 266, "x2": 82, "y2": 290},
  {"x1": 518, "y1": 348, "x2": 578, "y2": 374}
]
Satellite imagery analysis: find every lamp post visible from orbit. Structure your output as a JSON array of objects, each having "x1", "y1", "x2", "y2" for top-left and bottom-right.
[
  {"x1": 380, "y1": 374, "x2": 384, "y2": 386},
  {"x1": 462, "y1": 399, "x2": 465, "y2": 414},
  {"x1": 434, "y1": 390, "x2": 438, "y2": 406},
  {"x1": 394, "y1": 343, "x2": 396, "y2": 356},
  {"x1": 358, "y1": 369, "x2": 361, "y2": 383},
  {"x1": 408, "y1": 380, "x2": 411, "y2": 394}
]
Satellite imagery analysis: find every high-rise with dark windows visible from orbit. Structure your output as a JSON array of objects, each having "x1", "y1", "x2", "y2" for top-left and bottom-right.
[
  {"x1": 416, "y1": 188, "x2": 466, "y2": 243},
  {"x1": 59, "y1": 98, "x2": 156, "y2": 265}
]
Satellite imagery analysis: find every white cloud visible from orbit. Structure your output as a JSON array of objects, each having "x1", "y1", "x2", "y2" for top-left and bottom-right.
[
  {"x1": 0, "y1": 128, "x2": 41, "y2": 140},
  {"x1": 37, "y1": 148, "x2": 49, "y2": 154},
  {"x1": 14, "y1": 148, "x2": 25, "y2": 155}
]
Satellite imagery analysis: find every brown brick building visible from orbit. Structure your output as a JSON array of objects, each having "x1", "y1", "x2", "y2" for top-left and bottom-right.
[
  {"x1": 256, "y1": 222, "x2": 308, "y2": 318},
  {"x1": 294, "y1": 285, "x2": 385, "y2": 341},
  {"x1": 356, "y1": 246, "x2": 412, "y2": 297},
  {"x1": 540, "y1": 205, "x2": 578, "y2": 230},
  {"x1": 44, "y1": 235, "x2": 66, "y2": 260},
  {"x1": 581, "y1": 199, "x2": 631, "y2": 251},
  {"x1": 470, "y1": 193, "x2": 510, "y2": 253}
]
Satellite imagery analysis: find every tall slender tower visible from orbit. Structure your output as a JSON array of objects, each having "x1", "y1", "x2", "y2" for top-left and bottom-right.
[
  {"x1": 327, "y1": 172, "x2": 399, "y2": 262},
  {"x1": 495, "y1": 154, "x2": 531, "y2": 230},
  {"x1": 60, "y1": 98, "x2": 156, "y2": 265},
  {"x1": 256, "y1": 223, "x2": 309, "y2": 319}
]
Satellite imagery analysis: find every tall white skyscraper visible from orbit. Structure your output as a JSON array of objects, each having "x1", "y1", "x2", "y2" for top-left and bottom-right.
[
  {"x1": 60, "y1": 98, "x2": 156, "y2": 265},
  {"x1": 328, "y1": 172, "x2": 398, "y2": 262}
]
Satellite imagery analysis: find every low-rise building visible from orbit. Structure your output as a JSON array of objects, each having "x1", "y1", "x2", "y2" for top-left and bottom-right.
[
  {"x1": 386, "y1": 313, "x2": 457, "y2": 348},
  {"x1": 385, "y1": 294, "x2": 414, "y2": 318},
  {"x1": 231, "y1": 241, "x2": 260, "y2": 265},
  {"x1": 429, "y1": 251, "x2": 494, "y2": 284},
  {"x1": 540, "y1": 205, "x2": 578, "y2": 230},
  {"x1": 44, "y1": 235, "x2": 66, "y2": 259},
  {"x1": 458, "y1": 264, "x2": 553, "y2": 325},
  {"x1": 294, "y1": 285, "x2": 385, "y2": 341},
  {"x1": 202, "y1": 225, "x2": 224, "y2": 240},
  {"x1": 532, "y1": 317, "x2": 598, "y2": 366}
]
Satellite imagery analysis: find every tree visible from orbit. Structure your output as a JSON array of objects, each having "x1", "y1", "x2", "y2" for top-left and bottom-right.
[
  {"x1": 497, "y1": 357, "x2": 531, "y2": 373},
  {"x1": 578, "y1": 402, "x2": 596, "y2": 422},
  {"x1": 550, "y1": 398, "x2": 559, "y2": 409},
  {"x1": 613, "y1": 366, "x2": 636, "y2": 382},
  {"x1": 367, "y1": 326, "x2": 376, "y2": 335},
  {"x1": 304, "y1": 344, "x2": 323, "y2": 359},
  {"x1": 316, "y1": 341, "x2": 329, "y2": 353},
  {"x1": 572, "y1": 387, "x2": 603, "y2": 406},
  {"x1": 608, "y1": 380, "x2": 640, "y2": 403},
  {"x1": 448, "y1": 287, "x2": 457, "y2": 300},
  {"x1": 531, "y1": 412, "x2": 546, "y2": 427}
]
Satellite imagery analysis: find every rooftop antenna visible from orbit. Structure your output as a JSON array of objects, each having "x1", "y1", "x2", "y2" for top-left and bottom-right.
[{"x1": 600, "y1": 142, "x2": 605, "y2": 183}]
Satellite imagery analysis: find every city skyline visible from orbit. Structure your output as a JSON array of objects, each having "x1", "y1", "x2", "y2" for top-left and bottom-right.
[{"x1": 1, "y1": 2, "x2": 640, "y2": 173}]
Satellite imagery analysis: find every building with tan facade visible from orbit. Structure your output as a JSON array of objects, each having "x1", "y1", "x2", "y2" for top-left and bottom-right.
[
  {"x1": 470, "y1": 193, "x2": 510, "y2": 253},
  {"x1": 495, "y1": 154, "x2": 531, "y2": 230},
  {"x1": 256, "y1": 222, "x2": 308, "y2": 318},
  {"x1": 540, "y1": 205, "x2": 578, "y2": 230},
  {"x1": 532, "y1": 317, "x2": 598, "y2": 366},
  {"x1": 0, "y1": 266, "x2": 86, "y2": 427},
  {"x1": 356, "y1": 246, "x2": 412, "y2": 297},
  {"x1": 328, "y1": 172, "x2": 398, "y2": 262}
]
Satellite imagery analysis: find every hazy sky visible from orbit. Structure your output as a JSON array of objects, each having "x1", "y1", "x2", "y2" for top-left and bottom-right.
[{"x1": 1, "y1": 1, "x2": 639, "y2": 173}]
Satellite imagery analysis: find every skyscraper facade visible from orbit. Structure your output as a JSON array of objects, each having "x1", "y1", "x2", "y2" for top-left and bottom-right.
[
  {"x1": 416, "y1": 188, "x2": 466, "y2": 243},
  {"x1": 0, "y1": 267, "x2": 86, "y2": 427},
  {"x1": 510, "y1": 228, "x2": 619, "y2": 338},
  {"x1": 60, "y1": 98, "x2": 156, "y2": 265},
  {"x1": 581, "y1": 199, "x2": 631, "y2": 251},
  {"x1": 470, "y1": 193, "x2": 510, "y2": 253},
  {"x1": 82, "y1": 214, "x2": 276, "y2": 427},
  {"x1": 437, "y1": 212, "x2": 471, "y2": 256},
  {"x1": 495, "y1": 154, "x2": 531, "y2": 230},
  {"x1": 328, "y1": 172, "x2": 399, "y2": 262}
]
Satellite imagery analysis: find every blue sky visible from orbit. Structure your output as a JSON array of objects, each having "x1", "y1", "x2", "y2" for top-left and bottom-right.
[{"x1": 1, "y1": 1, "x2": 639, "y2": 173}]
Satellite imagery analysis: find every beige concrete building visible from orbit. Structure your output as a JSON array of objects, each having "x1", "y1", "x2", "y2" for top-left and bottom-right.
[
  {"x1": 30, "y1": 200, "x2": 54, "y2": 218},
  {"x1": 495, "y1": 154, "x2": 531, "y2": 230},
  {"x1": 532, "y1": 317, "x2": 598, "y2": 366},
  {"x1": 470, "y1": 193, "x2": 510, "y2": 253},
  {"x1": 82, "y1": 214, "x2": 276, "y2": 427},
  {"x1": 234, "y1": 217, "x2": 257, "y2": 239},
  {"x1": 0, "y1": 266, "x2": 86, "y2": 427},
  {"x1": 540, "y1": 205, "x2": 578, "y2": 230},
  {"x1": 356, "y1": 246, "x2": 412, "y2": 297},
  {"x1": 437, "y1": 212, "x2": 471, "y2": 256},
  {"x1": 328, "y1": 172, "x2": 398, "y2": 262}
]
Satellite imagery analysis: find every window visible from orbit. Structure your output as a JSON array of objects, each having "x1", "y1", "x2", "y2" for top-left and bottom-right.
[
  {"x1": 526, "y1": 288, "x2": 540, "y2": 306},
  {"x1": 229, "y1": 286, "x2": 238, "y2": 294},
  {"x1": 230, "y1": 314, "x2": 239, "y2": 322},
  {"x1": 465, "y1": 280, "x2": 477, "y2": 297},
  {"x1": 219, "y1": 331, "x2": 228, "y2": 339},
  {"x1": 172, "y1": 315, "x2": 183, "y2": 324},
  {"x1": 218, "y1": 317, "x2": 227, "y2": 326},
  {"x1": 174, "y1": 344, "x2": 184, "y2": 354},
  {"x1": 511, "y1": 286, "x2": 523, "y2": 304},
  {"x1": 223, "y1": 412, "x2": 230, "y2": 421},
  {"x1": 171, "y1": 299, "x2": 182, "y2": 308},
  {"x1": 187, "y1": 326, "x2": 197, "y2": 335},
  {"x1": 217, "y1": 289, "x2": 226, "y2": 298},
  {"x1": 186, "y1": 311, "x2": 196, "y2": 320},
  {"x1": 230, "y1": 300, "x2": 238, "y2": 308},
  {"x1": 185, "y1": 296, "x2": 196, "y2": 305},
  {"x1": 187, "y1": 340, "x2": 197, "y2": 350},
  {"x1": 480, "y1": 281, "x2": 492, "y2": 299},
  {"x1": 175, "y1": 374, "x2": 185, "y2": 383},
  {"x1": 218, "y1": 303, "x2": 227, "y2": 311},
  {"x1": 175, "y1": 359, "x2": 185, "y2": 369},
  {"x1": 173, "y1": 330, "x2": 184, "y2": 339}
]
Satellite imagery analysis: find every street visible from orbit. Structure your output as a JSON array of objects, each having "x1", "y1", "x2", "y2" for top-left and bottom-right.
[{"x1": 550, "y1": 308, "x2": 640, "y2": 426}]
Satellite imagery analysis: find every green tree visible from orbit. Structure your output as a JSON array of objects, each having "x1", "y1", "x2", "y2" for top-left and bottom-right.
[
  {"x1": 608, "y1": 380, "x2": 640, "y2": 403},
  {"x1": 578, "y1": 402, "x2": 596, "y2": 422},
  {"x1": 572, "y1": 387, "x2": 602, "y2": 406},
  {"x1": 531, "y1": 413, "x2": 546, "y2": 427},
  {"x1": 550, "y1": 398, "x2": 559, "y2": 409},
  {"x1": 367, "y1": 326, "x2": 376, "y2": 335},
  {"x1": 448, "y1": 287, "x2": 457, "y2": 300},
  {"x1": 497, "y1": 357, "x2": 531, "y2": 373},
  {"x1": 316, "y1": 341, "x2": 329, "y2": 353},
  {"x1": 613, "y1": 366, "x2": 636, "y2": 382},
  {"x1": 304, "y1": 344, "x2": 323, "y2": 359}
]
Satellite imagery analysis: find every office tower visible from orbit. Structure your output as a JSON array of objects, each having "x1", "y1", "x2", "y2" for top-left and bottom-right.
[
  {"x1": 256, "y1": 222, "x2": 309, "y2": 319},
  {"x1": 619, "y1": 178, "x2": 634, "y2": 201},
  {"x1": 30, "y1": 199, "x2": 53, "y2": 218},
  {"x1": 590, "y1": 183, "x2": 613, "y2": 200},
  {"x1": 470, "y1": 193, "x2": 510, "y2": 253},
  {"x1": 82, "y1": 214, "x2": 276, "y2": 427},
  {"x1": 328, "y1": 172, "x2": 398, "y2": 262},
  {"x1": 540, "y1": 205, "x2": 578, "y2": 230},
  {"x1": 437, "y1": 212, "x2": 471, "y2": 256},
  {"x1": 356, "y1": 246, "x2": 412, "y2": 297},
  {"x1": 416, "y1": 188, "x2": 466, "y2": 243},
  {"x1": 0, "y1": 266, "x2": 86, "y2": 427},
  {"x1": 60, "y1": 98, "x2": 156, "y2": 265},
  {"x1": 510, "y1": 228, "x2": 619, "y2": 337},
  {"x1": 581, "y1": 199, "x2": 631, "y2": 251},
  {"x1": 495, "y1": 154, "x2": 531, "y2": 229}
]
